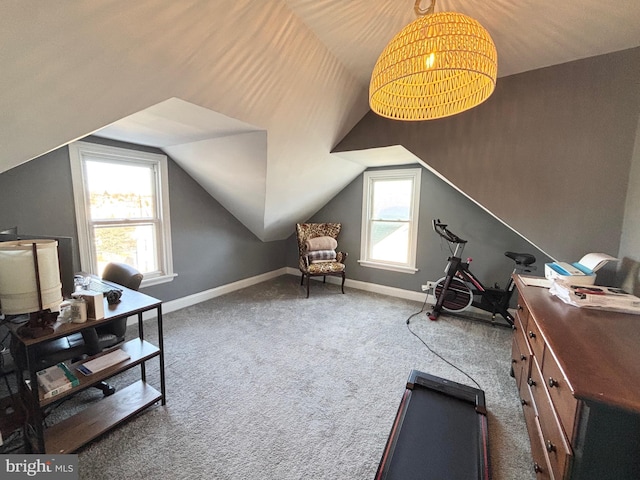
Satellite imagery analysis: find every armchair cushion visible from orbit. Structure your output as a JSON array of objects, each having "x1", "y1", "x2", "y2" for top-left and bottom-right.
[
  {"x1": 306, "y1": 250, "x2": 337, "y2": 264},
  {"x1": 306, "y1": 236, "x2": 338, "y2": 252},
  {"x1": 308, "y1": 261, "x2": 345, "y2": 275}
]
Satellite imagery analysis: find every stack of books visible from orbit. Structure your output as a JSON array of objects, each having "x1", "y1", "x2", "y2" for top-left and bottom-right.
[{"x1": 36, "y1": 363, "x2": 80, "y2": 399}]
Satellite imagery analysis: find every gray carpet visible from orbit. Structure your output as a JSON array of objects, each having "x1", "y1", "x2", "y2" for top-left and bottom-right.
[{"x1": 29, "y1": 275, "x2": 535, "y2": 479}]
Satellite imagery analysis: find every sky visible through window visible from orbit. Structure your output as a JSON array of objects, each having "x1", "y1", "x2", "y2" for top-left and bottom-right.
[
  {"x1": 85, "y1": 159, "x2": 157, "y2": 274},
  {"x1": 370, "y1": 178, "x2": 412, "y2": 263},
  {"x1": 85, "y1": 160, "x2": 155, "y2": 220}
]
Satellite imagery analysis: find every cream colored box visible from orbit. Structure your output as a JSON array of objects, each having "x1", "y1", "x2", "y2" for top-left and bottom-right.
[{"x1": 72, "y1": 290, "x2": 105, "y2": 320}]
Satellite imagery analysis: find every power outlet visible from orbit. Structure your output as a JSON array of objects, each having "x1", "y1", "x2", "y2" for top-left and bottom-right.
[{"x1": 421, "y1": 281, "x2": 437, "y2": 292}]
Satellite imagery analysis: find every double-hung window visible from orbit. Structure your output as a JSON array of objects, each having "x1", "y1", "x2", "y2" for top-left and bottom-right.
[
  {"x1": 359, "y1": 168, "x2": 421, "y2": 274},
  {"x1": 69, "y1": 141, "x2": 174, "y2": 286}
]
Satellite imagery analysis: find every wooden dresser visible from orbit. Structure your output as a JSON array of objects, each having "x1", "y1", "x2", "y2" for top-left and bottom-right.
[{"x1": 511, "y1": 275, "x2": 640, "y2": 480}]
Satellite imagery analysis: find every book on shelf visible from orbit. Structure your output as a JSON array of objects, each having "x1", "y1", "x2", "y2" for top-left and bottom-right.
[
  {"x1": 36, "y1": 362, "x2": 80, "y2": 399},
  {"x1": 80, "y1": 349, "x2": 131, "y2": 374}
]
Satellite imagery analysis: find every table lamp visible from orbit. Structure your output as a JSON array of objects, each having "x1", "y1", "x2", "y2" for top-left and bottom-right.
[{"x1": 0, "y1": 239, "x2": 63, "y2": 338}]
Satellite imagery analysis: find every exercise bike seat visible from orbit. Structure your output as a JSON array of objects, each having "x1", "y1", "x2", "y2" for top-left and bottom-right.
[{"x1": 504, "y1": 251, "x2": 536, "y2": 266}]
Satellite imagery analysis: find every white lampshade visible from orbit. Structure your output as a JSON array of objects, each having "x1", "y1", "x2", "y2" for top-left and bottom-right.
[{"x1": 0, "y1": 239, "x2": 63, "y2": 314}]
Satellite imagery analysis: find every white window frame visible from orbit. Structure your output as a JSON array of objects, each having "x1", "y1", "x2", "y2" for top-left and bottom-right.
[
  {"x1": 359, "y1": 168, "x2": 421, "y2": 274},
  {"x1": 69, "y1": 141, "x2": 175, "y2": 287}
]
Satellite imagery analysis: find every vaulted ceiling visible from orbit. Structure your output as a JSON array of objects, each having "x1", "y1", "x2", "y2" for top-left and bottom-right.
[{"x1": 2, "y1": 1, "x2": 639, "y2": 240}]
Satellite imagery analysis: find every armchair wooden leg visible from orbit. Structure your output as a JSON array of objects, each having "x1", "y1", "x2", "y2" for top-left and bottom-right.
[
  {"x1": 323, "y1": 276, "x2": 326, "y2": 284},
  {"x1": 306, "y1": 274, "x2": 310, "y2": 298},
  {"x1": 300, "y1": 274, "x2": 304, "y2": 286},
  {"x1": 341, "y1": 272, "x2": 346, "y2": 294}
]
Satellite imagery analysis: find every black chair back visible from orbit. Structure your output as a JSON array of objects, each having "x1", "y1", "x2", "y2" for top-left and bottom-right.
[{"x1": 102, "y1": 262, "x2": 143, "y2": 291}]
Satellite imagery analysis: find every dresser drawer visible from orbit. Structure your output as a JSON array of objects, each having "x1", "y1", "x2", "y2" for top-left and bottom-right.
[
  {"x1": 531, "y1": 417, "x2": 554, "y2": 480},
  {"x1": 512, "y1": 317, "x2": 532, "y2": 390},
  {"x1": 527, "y1": 358, "x2": 545, "y2": 419},
  {"x1": 520, "y1": 380, "x2": 538, "y2": 424},
  {"x1": 515, "y1": 300, "x2": 530, "y2": 331},
  {"x1": 511, "y1": 337, "x2": 525, "y2": 390},
  {"x1": 519, "y1": 384, "x2": 551, "y2": 479},
  {"x1": 530, "y1": 358, "x2": 572, "y2": 479},
  {"x1": 526, "y1": 316, "x2": 545, "y2": 361},
  {"x1": 542, "y1": 349, "x2": 579, "y2": 440}
]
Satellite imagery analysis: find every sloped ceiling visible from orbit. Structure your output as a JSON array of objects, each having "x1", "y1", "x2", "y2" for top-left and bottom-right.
[{"x1": 1, "y1": 1, "x2": 639, "y2": 241}]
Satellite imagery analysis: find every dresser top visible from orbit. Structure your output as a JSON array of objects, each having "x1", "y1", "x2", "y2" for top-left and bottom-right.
[{"x1": 515, "y1": 275, "x2": 640, "y2": 413}]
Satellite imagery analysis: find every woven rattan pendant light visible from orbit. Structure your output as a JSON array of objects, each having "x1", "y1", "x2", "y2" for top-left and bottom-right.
[{"x1": 369, "y1": 0, "x2": 497, "y2": 121}]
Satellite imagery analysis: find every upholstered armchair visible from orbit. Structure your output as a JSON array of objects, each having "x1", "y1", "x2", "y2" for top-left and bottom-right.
[{"x1": 295, "y1": 223, "x2": 347, "y2": 298}]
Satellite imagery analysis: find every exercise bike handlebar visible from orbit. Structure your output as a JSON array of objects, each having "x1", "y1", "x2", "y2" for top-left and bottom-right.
[{"x1": 432, "y1": 219, "x2": 467, "y2": 245}]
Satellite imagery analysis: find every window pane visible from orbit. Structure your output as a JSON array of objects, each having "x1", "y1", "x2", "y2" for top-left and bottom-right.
[
  {"x1": 372, "y1": 179, "x2": 412, "y2": 220},
  {"x1": 371, "y1": 221, "x2": 409, "y2": 263},
  {"x1": 360, "y1": 168, "x2": 421, "y2": 273},
  {"x1": 85, "y1": 160, "x2": 155, "y2": 220},
  {"x1": 94, "y1": 225, "x2": 158, "y2": 275}
]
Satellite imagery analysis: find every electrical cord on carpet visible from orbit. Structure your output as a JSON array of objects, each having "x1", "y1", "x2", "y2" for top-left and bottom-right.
[{"x1": 405, "y1": 297, "x2": 482, "y2": 391}]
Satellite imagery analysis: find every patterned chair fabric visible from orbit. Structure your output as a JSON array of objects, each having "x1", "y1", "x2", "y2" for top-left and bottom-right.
[{"x1": 295, "y1": 223, "x2": 347, "y2": 297}]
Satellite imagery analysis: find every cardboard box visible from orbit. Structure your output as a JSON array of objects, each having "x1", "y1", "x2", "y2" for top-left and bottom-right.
[{"x1": 71, "y1": 290, "x2": 105, "y2": 320}]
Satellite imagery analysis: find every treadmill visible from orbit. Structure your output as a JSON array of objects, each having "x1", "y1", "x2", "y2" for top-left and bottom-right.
[{"x1": 375, "y1": 370, "x2": 491, "y2": 480}]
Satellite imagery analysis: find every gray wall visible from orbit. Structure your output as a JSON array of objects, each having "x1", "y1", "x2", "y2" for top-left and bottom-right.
[
  {"x1": 3, "y1": 49, "x2": 638, "y2": 302},
  {"x1": 289, "y1": 166, "x2": 553, "y2": 293},
  {"x1": 334, "y1": 47, "x2": 640, "y2": 264},
  {"x1": 0, "y1": 137, "x2": 288, "y2": 303},
  {"x1": 618, "y1": 113, "x2": 640, "y2": 296}
]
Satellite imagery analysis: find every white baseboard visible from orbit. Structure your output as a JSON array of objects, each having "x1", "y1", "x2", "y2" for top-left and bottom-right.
[
  {"x1": 165, "y1": 267, "x2": 289, "y2": 313},
  {"x1": 134, "y1": 267, "x2": 508, "y2": 325},
  {"x1": 283, "y1": 267, "x2": 433, "y2": 303},
  {"x1": 284, "y1": 267, "x2": 512, "y2": 322}
]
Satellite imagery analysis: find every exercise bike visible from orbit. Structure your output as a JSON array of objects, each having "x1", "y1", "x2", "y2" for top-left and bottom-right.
[{"x1": 427, "y1": 219, "x2": 536, "y2": 326}]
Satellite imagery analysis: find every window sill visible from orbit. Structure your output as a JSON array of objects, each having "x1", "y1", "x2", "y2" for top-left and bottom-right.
[
  {"x1": 358, "y1": 260, "x2": 418, "y2": 274},
  {"x1": 141, "y1": 273, "x2": 177, "y2": 288}
]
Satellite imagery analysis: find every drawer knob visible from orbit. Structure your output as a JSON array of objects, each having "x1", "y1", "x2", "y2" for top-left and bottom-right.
[
  {"x1": 533, "y1": 462, "x2": 543, "y2": 473},
  {"x1": 528, "y1": 331, "x2": 536, "y2": 339},
  {"x1": 548, "y1": 377, "x2": 559, "y2": 388},
  {"x1": 545, "y1": 440, "x2": 556, "y2": 453},
  {"x1": 520, "y1": 354, "x2": 527, "y2": 361},
  {"x1": 521, "y1": 398, "x2": 528, "y2": 406},
  {"x1": 527, "y1": 378, "x2": 536, "y2": 387},
  {"x1": 517, "y1": 304, "x2": 523, "y2": 311}
]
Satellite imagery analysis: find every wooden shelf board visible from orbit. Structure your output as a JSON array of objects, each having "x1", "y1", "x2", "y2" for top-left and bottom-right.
[
  {"x1": 44, "y1": 380, "x2": 162, "y2": 454},
  {"x1": 39, "y1": 339, "x2": 159, "y2": 407}
]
